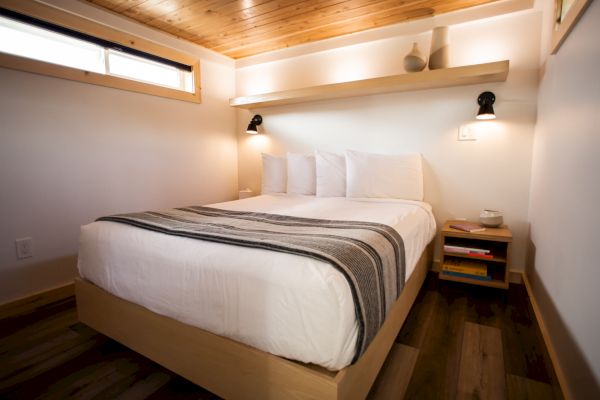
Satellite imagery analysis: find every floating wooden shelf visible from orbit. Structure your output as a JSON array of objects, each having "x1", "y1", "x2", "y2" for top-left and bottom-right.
[{"x1": 230, "y1": 60, "x2": 509, "y2": 109}]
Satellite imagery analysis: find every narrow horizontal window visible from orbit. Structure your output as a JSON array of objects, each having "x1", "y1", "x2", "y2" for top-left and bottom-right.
[
  {"x1": 0, "y1": 4, "x2": 200, "y2": 103},
  {"x1": 0, "y1": 15, "x2": 105, "y2": 74},
  {"x1": 107, "y1": 50, "x2": 186, "y2": 91}
]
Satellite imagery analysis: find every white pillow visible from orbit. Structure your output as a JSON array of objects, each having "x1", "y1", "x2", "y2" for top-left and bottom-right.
[
  {"x1": 287, "y1": 152, "x2": 316, "y2": 195},
  {"x1": 261, "y1": 153, "x2": 286, "y2": 194},
  {"x1": 315, "y1": 150, "x2": 346, "y2": 197},
  {"x1": 345, "y1": 150, "x2": 423, "y2": 200}
]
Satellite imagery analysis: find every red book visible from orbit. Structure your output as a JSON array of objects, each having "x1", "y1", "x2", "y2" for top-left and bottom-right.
[
  {"x1": 449, "y1": 222, "x2": 485, "y2": 233},
  {"x1": 467, "y1": 253, "x2": 493, "y2": 259}
]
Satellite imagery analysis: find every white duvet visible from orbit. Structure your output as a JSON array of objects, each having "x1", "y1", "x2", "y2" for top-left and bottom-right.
[{"x1": 78, "y1": 195, "x2": 436, "y2": 370}]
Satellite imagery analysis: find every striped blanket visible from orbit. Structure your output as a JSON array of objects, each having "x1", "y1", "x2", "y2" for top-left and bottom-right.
[{"x1": 98, "y1": 206, "x2": 406, "y2": 361}]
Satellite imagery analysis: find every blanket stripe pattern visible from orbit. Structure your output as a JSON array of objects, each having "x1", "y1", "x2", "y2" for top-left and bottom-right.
[{"x1": 97, "y1": 206, "x2": 406, "y2": 362}]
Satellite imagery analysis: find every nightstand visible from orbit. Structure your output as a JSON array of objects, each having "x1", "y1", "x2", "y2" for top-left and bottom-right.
[{"x1": 439, "y1": 220, "x2": 512, "y2": 289}]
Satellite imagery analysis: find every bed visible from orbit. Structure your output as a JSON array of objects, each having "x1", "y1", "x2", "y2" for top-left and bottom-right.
[{"x1": 76, "y1": 194, "x2": 436, "y2": 399}]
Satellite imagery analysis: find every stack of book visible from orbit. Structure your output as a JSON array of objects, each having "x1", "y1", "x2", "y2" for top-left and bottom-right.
[
  {"x1": 443, "y1": 244, "x2": 493, "y2": 259},
  {"x1": 442, "y1": 258, "x2": 492, "y2": 281}
]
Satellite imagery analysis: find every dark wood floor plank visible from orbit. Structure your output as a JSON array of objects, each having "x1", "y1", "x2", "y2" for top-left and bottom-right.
[
  {"x1": 113, "y1": 371, "x2": 172, "y2": 400},
  {"x1": 502, "y1": 284, "x2": 555, "y2": 384},
  {"x1": 401, "y1": 279, "x2": 453, "y2": 399},
  {"x1": 0, "y1": 322, "x2": 98, "y2": 374},
  {"x1": 397, "y1": 277, "x2": 470, "y2": 400},
  {"x1": 49, "y1": 357, "x2": 142, "y2": 400},
  {"x1": 144, "y1": 375, "x2": 221, "y2": 400},
  {"x1": 0, "y1": 297, "x2": 76, "y2": 339},
  {"x1": 0, "y1": 274, "x2": 563, "y2": 400},
  {"x1": 1, "y1": 340, "x2": 129, "y2": 399},
  {"x1": 368, "y1": 343, "x2": 419, "y2": 399},
  {"x1": 0, "y1": 328, "x2": 82, "y2": 377},
  {"x1": 457, "y1": 322, "x2": 505, "y2": 400},
  {"x1": 441, "y1": 293, "x2": 468, "y2": 400},
  {"x1": 506, "y1": 373, "x2": 555, "y2": 400},
  {"x1": 396, "y1": 275, "x2": 438, "y2": 348},
  {"x1": 0, "y1": 334, "x2": 105, "y2": 392},
  {"x1": 0, "y1": 308, "x2": 78, "y2": 355}
]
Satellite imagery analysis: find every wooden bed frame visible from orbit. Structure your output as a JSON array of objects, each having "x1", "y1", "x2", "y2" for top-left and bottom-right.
[{"x1": 75, "y1": 245, "x2": 432, "y2": 400}]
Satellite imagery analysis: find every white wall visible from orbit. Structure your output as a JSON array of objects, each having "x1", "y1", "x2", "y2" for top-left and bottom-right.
[
  {"x1": 236, "y1": 10, "x2": 542, "y2": 270},
  {"x1": 528, "y1": 0, "x2": 600, "y2": 396},
  {"x1": 0, "y1": 1, "x2": 238, "y2": 303}
]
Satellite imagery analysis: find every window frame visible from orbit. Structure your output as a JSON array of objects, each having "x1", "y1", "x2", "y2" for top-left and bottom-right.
[{"x1": 0, "y1": 0, "x2": 201, "y2": 103}]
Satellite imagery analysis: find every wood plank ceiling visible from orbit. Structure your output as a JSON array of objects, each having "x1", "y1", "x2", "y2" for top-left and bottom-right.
[{"x1": 86, "y1": 0, "x2": 499, "y2": 59}]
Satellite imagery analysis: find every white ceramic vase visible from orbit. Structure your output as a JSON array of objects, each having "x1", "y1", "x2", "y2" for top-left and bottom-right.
[
  {"x1": 429, "y1": 26, "x2": 449, "y2": 70},
  {"x1": 403, "y1": 42, "x2": 427, "y2": 72}
]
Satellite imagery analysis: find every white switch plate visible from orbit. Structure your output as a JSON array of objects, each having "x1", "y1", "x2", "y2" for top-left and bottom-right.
[
  {"x1": 15, "y1": 237, "x2": 33, "y2": 259},
  {"x1": 458, "y1": 125, "x2": 476, "y2": 141}
]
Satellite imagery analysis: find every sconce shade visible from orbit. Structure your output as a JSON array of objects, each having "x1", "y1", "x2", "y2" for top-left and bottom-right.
[
  {"x1": 246, "y1": 114, "x2": 263, "y2": 134},
  {"x1": 476, "y1": 91, "x2": 496, "y2": 120}
]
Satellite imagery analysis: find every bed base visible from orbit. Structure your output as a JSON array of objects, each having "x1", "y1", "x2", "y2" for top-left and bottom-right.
[{"x1": 75, "y1": 246, "x2": 431, "y2": 400}]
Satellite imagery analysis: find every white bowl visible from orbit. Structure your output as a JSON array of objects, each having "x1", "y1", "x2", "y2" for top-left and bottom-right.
[{"x1": 480, "y1": 210, "x2": 503, "y2": 227}]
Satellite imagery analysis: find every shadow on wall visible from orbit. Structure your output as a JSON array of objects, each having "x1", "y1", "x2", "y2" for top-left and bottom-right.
[
  {"x1": 422, "y1": 157, "x2": 444, "y2": 261},
  {"x1": 526, "y1": 236, "x2": 600, "y2": 399}
]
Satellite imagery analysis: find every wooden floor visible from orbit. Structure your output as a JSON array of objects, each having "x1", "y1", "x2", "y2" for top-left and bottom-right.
[
  {"x1": 370, "y1": 273, "x2": 563, "y2": 399},
  {"x1": 0, "y1": 273, "x2": 563, "y2": 399}
]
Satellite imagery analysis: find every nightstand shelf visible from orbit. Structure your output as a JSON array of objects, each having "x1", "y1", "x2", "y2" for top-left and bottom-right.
[
  {"x1": 443, "y1": 252, "x2": 507, "y2": 263},
  {"x1": 439, "y1": 220, "x2": 512, "y2": 289}
]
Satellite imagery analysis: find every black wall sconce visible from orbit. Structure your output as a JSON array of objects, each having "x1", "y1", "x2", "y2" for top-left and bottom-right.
[
  {"x1": 246, "y1": 114, "x2": 263, "y2": 134},
  {"x1": 476, "y1": 91, "x2": 496, "y2": 120}
]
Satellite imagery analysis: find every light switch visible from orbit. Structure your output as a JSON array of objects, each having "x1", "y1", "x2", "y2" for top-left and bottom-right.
[
  {"x1": 15, "y1": 237, "x2": 33, "y2": 259},
  {"x1": 458, "y1": 125, "x2": 476, "y2": 141}
]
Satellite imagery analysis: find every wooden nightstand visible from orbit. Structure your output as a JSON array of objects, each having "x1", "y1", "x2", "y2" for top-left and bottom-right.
[{"x1": 439, "y1": 220, "x2": 512, "y2": 289}]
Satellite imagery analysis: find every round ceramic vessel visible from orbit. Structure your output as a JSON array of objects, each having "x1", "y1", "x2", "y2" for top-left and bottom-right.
[
  {"x1": 479, "y1": 210, "x2": 503, "y2": 227},
  {"x1": 404, "y1": 42, "x2": 427, "y2": 72}
]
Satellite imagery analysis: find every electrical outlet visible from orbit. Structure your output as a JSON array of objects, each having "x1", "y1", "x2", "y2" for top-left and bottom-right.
[
  {"x1": 458, "y1": 125, "x2": 476, "y2": 141},
  {"x1": 15, "y1": 237, "x2": 33, "y2": 259}
]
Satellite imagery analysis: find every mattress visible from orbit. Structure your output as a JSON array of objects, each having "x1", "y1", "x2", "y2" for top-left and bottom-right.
[{"x1": 77, "y1": 194, "x2": 436, "y2": 370}]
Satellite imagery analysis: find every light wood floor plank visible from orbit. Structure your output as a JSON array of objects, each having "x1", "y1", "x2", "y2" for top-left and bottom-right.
[
  {"x1": 457, "y1": 322, "x2": 506, "y2": 400},
  {"x1": 368, "y1": 343, "x2": 419, "y2": 399}
]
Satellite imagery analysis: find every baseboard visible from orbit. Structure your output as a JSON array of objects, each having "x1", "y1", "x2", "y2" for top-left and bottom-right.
[
  {"x1": 522, "y1": 273, "x2": 570, "y2": 400},
  {"x1": 0, "y1": 282, "x2": 75, "y2": 320}
]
